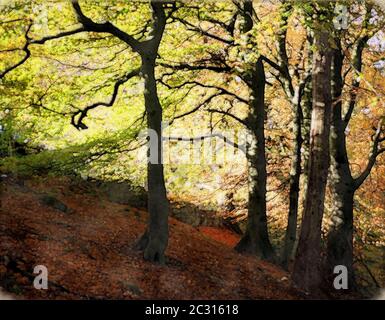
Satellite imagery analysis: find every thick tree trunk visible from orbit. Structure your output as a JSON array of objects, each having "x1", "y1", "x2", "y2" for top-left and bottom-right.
[
  {"x1": 326, "y1": 47, "x2": 356, "y2": 287},
  {"x1": 327, "y1": 180, "x2": 355, "y2": 287},
  {"x1": 235, "y1": 58, "x2": 275, "y2": 261},
  {"x1": 325, "y1": 7, "x2": 372, "y2": 286},
  {"x1": 136, "y1": 55, "x2": 169, "y2": 264},
  {"x1": 292, "y1": 28, "x2": 332, "y2": 292}
]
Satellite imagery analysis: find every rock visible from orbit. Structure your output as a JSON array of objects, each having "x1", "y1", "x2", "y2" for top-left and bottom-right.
[
  {"x1": 101, "y1": 181, "x2": 147, "y2": 207},
  {"x1": 170, "y1": 202, "x2": 222, "y2": 228},
  {"x1": 40, "y1": 195, "x2": 72, "y2": 214}
]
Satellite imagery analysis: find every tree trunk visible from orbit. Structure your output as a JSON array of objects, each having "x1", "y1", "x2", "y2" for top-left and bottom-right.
[
  {"x1": 300, "y1": 77, "x2": 312, "y2": 198},
  {"x1": 327, "y1": 180, "x2": 355, "y2": 287},
  {"x1": 300, "y1": 30, "x2": 314, "y2": 203},
  {"x1": 325, "y1": 6, "x2": 372, "y2": 286},
  {"x1": 282, "y1": 102, "x2": 302, "y2": 268},
  {"x1": 279, "y1": 18, "x2": 313, "y2": 269},
  {"x1": 136, "y1": 54, "x2": 169, "y2": 264},
  {"x1": 235, "y1": 58, "x2": 275, "y2": 261},
  {"x1": 275, "y1": 1, "x2": 301, "y2": 268},
  {"x1": 326, "y1": 47, "x2": 356, "y2": 287},
  {"x1": 292, "y1": 28, "x2": 332, "y2": 292},
  {"x1": 135, "y1": 2, "x2": 169, "y2": 264}
]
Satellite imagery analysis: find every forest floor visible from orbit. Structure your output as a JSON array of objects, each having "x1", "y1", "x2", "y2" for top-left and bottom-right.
[{"x1": 0, "y1": 175, "x2": 306, "y2": 300}]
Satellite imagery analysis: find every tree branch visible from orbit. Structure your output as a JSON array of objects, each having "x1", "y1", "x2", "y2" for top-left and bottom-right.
[
  {"x1": 71, "y1": 68, "x2": 140, "y2": 130},
  {"x1": 30, "y1": 27, "x2": 86, "y2": 44},
  {"x1": 159, "y1": 61, "x2": 232, "y2": 73},
  {"x1": 0, "y1": 24, "x2": 32, "y2": 80},
  {"x1": 171, "y1": 16, "x2": 234, "y2": 45},
  {"x1": 207, "y1": 108, "x2": 248, "y2": 127},
  {"x1": 160, "y1": 79, "x2": 248, "y2": 105},
  {"x1": 70, "y1": 0, "x2": 141, "y2": 51},
  {"x1": 343, "y1": 3, "x2": 373, "y2": 127},
  {"x1": 273, "y1": 2, "x2": 295, "y2": 98},
  {"x1": 172, "y1": 92, "x2": 222, "y2": 121},
  {"x1": 1, "y1": 21, "x2": 86, "y2": 80},
  {"x1": 354, "y1": 119, "x2": 385, "y2": 189}
]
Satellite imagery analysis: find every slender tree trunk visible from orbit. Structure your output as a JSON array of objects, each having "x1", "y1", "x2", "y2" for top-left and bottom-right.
[
  {"x1": 136, "y1": 3, "x2": 169, "y2": 264},
  {"x1": 282, "y1": 36, "x2": 313, "y2": 269},
  {"x1": 292, "y1": 27, "x2": 332, "y2": 292},
  {"x1": 300, "y1": 30, "x2": 314, "y2": 203},
  {"x1": 276, "y1": 5, "x2": 313, "y2": 268},
  {"x1": 275, "y1": 1, "x2": 301, "y2": 268},
  {"x1": 235, "y1": 58, "x2": 275, "y2": 261},
  {"x1": 300, "y1": 78, "x2": 312, "y2": 196},
  {"x1": 136, "y1": 55, "x2": 170, "y2": 264},
  {"x1": 286, "y1": 70, "x2": 312, "y2": 270},
  {"x1": 282, "y1": 101, "x2": 302, "y2": 268}
]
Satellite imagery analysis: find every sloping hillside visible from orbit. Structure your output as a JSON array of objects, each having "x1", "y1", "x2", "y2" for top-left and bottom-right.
[{"x1": 0, "y1": 175, "x2": 303, "y2": 300}]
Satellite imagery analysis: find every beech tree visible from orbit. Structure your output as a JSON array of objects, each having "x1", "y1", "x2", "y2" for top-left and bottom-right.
[
  {"x1": 0, "y1": 0, "x2": 175, "y2": 263},
  {"x1": 160, "y1": 0, "x2": 275, "y2": 260},
  {"x1": 327, "y1": 2, "x2": 385, "y2": 286},
  {"x1": 1, "y1": 0, "x2": 384, "y2": 296},
  {"x1": 292, "y1": 2, "x2": 334, "y2": 292},
  {"x1": 266, "y1": 2, "x2": 314, "y2": 268}
]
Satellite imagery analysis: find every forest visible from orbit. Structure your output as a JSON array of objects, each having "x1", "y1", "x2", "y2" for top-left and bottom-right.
[{"x1": 0, "y1": 0, "x2": 384, "y2": 300}]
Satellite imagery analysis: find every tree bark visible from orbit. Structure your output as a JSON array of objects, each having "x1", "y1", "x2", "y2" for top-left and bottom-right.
[
  {"x1": 235, "y1": 58, "x2": 275, "y2": 261},
  {"x1": 300, "y1": 76, "x2": 312, "y2": 197},
  {"x1": 326, "y1": 46, "x2": 356, "y2": 287},
  {"x1": 281, "y1": 30, "x2": 313, "y2": 269},
  {"x1": 325, "y1": 3, "x2": 372, "y2": 284},
  {"x1": 292, "y1": 27, "x2": 332, "y2": 292},
  {"x1": 274, "y1": 2, "x2": 301, "y2": 268},
  {"x1": 135, "y1": 3, "x2": 169, "y2": 264},
  {"x1": 282, "y1": 99, "x2": 302, "y2": 268},
  {"x1": 327, "y1": 181, "x2": 355, "y2": 287}
]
